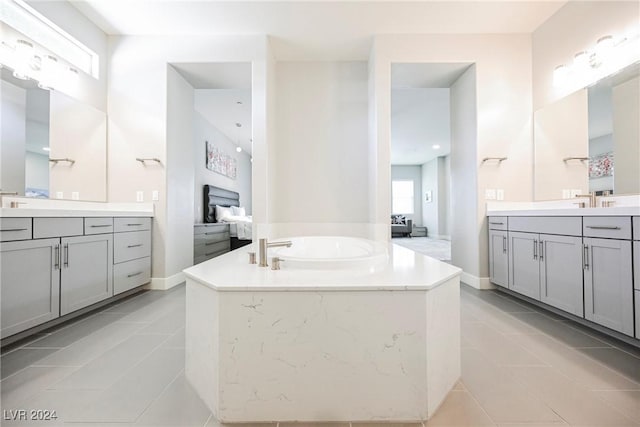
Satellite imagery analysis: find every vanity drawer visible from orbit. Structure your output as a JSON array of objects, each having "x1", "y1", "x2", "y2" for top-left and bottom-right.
[
  {"x1": 488, "y1": 217, "x2": 507, "y2": 230},
  {"x1": 114, "y1": 230, "x2": 151, "y2": 263},
  {"x1": 583, "y1": 216, "x2": 631, "y2": 240},
  {"x1": 84, "y1": 217, "x2": 114, "y2": 235},
  {"x1": 0, "y1": 218, "x2": 32, "y2": 242},
  {"x1": 633, "y1": 217, "x2": 639, "y2": 241},
  {"x1": 33, "y1": 217, "x2": 83, "y2": 239},
  {"x1": 114, "y1": 217, "x2": 151, "y2": 233},
  {"x1": 194, "y1": 239, "x2": 230, "y2": 258},
  {"x1": 113, "y1": 256, "x2": 151, "y2": 295},
  {"x1": 508, "y1": 216, "x2": 582, "y2": 236}
]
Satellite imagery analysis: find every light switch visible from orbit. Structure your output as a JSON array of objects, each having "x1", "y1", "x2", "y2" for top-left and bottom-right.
[
  {"x1": 152, "y1": 190, "x2": 159, "y2": 201},
  {"x1": 496, "y1": 189, "x2": 504, "y2": 200},
  {"x1": 136, "y1": 191, "x2": 144, "y2": 202},
  {"x1": 55, "y1": 191, "x2": 64, "y2": 199},
  {"x1": 71, "y1": 192, "x2": 79, "y2": 200},
  {"x1": 485, "y1": 189, "x2": 496, "y2": 200},
  {"x1": 562, "y1": 189, "x2": 571, "y2": 199},
  {"x1": 570, "y1": 189, "x2": 581, "y2": 198}
]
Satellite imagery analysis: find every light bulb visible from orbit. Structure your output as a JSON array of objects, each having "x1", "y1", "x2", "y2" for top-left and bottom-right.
[
  {"x1": 553, "y1": 64, "x2": 569, "y2": 87},
  {"x1": 236, "y1": 146, "x2": 242, "y2": 153},
  {"x1": 12, "y1": 40, "x2": 35, "y2": 80},
  {"x1": 37, "y1": 55, "x2": 59, "y2": 90},
  {"x1": 432, "y1": 144, "x2": 441, "y2": 150}
]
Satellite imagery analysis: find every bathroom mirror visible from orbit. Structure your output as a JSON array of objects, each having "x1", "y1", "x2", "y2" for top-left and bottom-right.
[
  {"x1": 534, "y1": 62, "x2": 640, "y2": 200},
  {"x1": 0, "y1": 68, "x2": 107, "y2": 201}
]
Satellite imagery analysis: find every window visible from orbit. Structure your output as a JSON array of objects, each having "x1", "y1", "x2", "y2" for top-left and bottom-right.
[{"x1": 392, "y1": 180, "x2": 414, "y2": 214}]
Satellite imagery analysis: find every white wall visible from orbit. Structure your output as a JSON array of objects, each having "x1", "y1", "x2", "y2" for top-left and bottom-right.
[
  {"x1": 391, "y1": 165, "x2": 422, "y2": 226},
  {"x1": 107, "y1": 35, "x2": 270, "y2": 285},
  {"x1": 270, "y1": 61, "x2": 370, "y2": 237},
  {"x1": 532, "y1": 1, "x2": 640, "y2": 111},
  {"x1": 450, "y1": 66, "x2": 480, "y2": 285},
  {"x1": 420, "y1": 156, "x2": 450, "y2": 239},
  {"x1": 25, "y1": 151, "x2": 49, "y2": 191},
  {"x1": 0, "y1": 80, "x2": 26, "y2": 195},
  {"x1": 612, "y1": 75, "x2": 640, "y2": 194},
  {"x1": 372, "y1": 34, "x2": 532, "y2": 287},
  {"x1": 193, "y1": 112, "x2": 252, "y2": 222}
]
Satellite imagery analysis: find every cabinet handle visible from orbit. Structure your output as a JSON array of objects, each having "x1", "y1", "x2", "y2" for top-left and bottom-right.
[
  {"x1": 127, "y1": 244, "x2": 143, "y2": 248},
  {"x1": 539, "y1": 240, "x2": 544, "y2": 261},
  {"x1": 489, "y1": 222, "x2": 504, "y2": 225},
  {"x1": 0, "y1": 228, "x2": 28, "y2": 232},
  {"x1": 205, "y1": 251, "x2": 218, "y2": 256},
  {"x1": 90, "y1": 224, "x2": 112, "y2": 228},
  {"x1": 126, "y1": 223, "x2": 143, "y2": 226},
  {"x1": 533, "y1": 240, "x2": 537, "y2": 260},
  {"x1": 54, "y1": 244, "x2": 60, "y2": 270},
  {"x1": 63, "y1": 243, "x2": 69, "y2": 268},
  {"x1": 502, "y1": 236, "x2": 506, "y2": 253},
  {"x1": 127, "y1": 271, "x2": 143, "y2": 278},
  {"x1": 205, "y1": 241, "x2": 218, "y2": 246},
  {"x1": 583, "y1": 244, "x2": 589, "y2": 270},
  {"x1": 205, "y1": 231, "x2": 223, "y2": 235},
  {"x1": 586, "y1": 226, "x2": 621, "y2": 230}
]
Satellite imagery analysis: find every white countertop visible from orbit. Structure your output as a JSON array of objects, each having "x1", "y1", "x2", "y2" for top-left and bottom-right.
[
  {"x1": 487, "y1": 206, "x2": 640, "y2": 217},
  {"x1": 184, "y1": 242, "x2": 461, "y2": 292},
  {"x1": 0, "y1": 208, "x2": 153, "y2": 217}
]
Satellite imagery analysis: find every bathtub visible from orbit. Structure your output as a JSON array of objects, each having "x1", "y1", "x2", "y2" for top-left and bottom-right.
[
  {"x1": 270, "y1": 236, "x2": 388, "y2": 270},
  {"x1": 184, "y1": 236, "x2": 462, "y2": 422}
]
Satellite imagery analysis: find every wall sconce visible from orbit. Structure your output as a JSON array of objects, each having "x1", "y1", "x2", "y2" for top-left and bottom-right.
[{"x1": 553, "y1": 26, "x2": 640, "y2": 89}]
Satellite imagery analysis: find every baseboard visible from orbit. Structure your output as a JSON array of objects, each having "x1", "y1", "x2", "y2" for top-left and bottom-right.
[
  {"x1": 147, "y1": 272, "x2": 185, "y2": 291},
  {"x1": 460, "y1": 272, "x2": 495, "y2": 290}
]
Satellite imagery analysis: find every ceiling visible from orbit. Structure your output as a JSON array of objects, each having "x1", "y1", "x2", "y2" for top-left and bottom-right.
[
  {"x1": 173, "y1": 63, "x2": 253, "y2": 154},
  {"x1": 391, "y1": 63, "x2": 473, "y2": 165},
  {"x1": 69, "y1": 1, "x2": 567, "y2": 60}
]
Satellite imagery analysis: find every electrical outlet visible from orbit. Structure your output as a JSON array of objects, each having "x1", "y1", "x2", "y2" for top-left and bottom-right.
[
  {"x1": 496, "y1": 189, "x2": 504, "y2": 200},
  {"x1": 71, "y1": 192, "x2": 79, "y2": 200},
  {"x1": 485, "y1": 189, "x2": 496, "y2": 200},
  {"x1": 562, "y1": 189, "x2": 571, "y2": 199},
  {"x1": 152, "y1": 190, "x2": 159, "y2": 201},
  {"x1": 570, "y1": 189, "x2": 581, "y2": 198},
  {"x1": 136, "y1": 191, "x2": 144, "y2": 202},
  {"x1": 55, "y1": 191, "x2": 64, "y2": 199}
]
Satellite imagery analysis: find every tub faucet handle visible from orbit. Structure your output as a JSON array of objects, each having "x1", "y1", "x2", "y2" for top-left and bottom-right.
[
  {"x1": 248, "y1": 251, "x2": 256, "y2": 264},
  {"x1": 271, "y1": 257, "x2": 283, "y2": 270}
]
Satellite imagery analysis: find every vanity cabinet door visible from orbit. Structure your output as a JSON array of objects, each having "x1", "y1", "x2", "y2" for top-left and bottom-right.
[
  {"x1": 489, "y1": 229, "x2": 508, "y2": 287},
  {"x1": 509, "y1": 231, "x2": 541, "y2": 300},
  {"x1": 60, "y1": 234, "x2": 113, "y2": 316},
  {"x1": 0, "y1": 238, "x2": 60, "y2": 338},
  {"x1": 539, "y1": 234, "x2": 584, "y2": 317},
  {"x1": 584, "y1": 237, "x2": 633, "y2": 336}
]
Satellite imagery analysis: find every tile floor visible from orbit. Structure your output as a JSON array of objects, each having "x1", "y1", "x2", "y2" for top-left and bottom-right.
[{"x1": 1, "y1": 282, "x2": 639, "y2": 426}]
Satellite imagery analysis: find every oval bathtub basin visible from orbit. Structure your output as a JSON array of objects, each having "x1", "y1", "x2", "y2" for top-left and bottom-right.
[{"x1": 270, "y1": 236, "x2": 388, "y2": 270}]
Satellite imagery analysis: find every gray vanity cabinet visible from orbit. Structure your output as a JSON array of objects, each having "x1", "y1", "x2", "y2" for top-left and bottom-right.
[
  {"x1": 583, "y1": 237, "x2": 634, "y2": 336},
  {"x1": 489, "y1": 229, "x2": 508, "y2": 287},
  {"x1": 488, "y1": 217, "x2": 508, "y2": 288},
  {"x1": 0, "y1": 238, "x2": 60, "y2": 338},
  {"x1": 508, "y1": 231, "x2": 541, "y2": 300},
  {"x1": 508, "y1": 228, "x2": 584, "y2": 316},
  {"x1": 539, "y1": 234, "x2": 584, "y2": 317},
  {"x1": 60, "y1": 234, "x2": 113, "y2": 316}
]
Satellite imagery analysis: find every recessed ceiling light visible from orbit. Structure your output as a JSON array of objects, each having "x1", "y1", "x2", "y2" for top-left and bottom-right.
[
  {"x1": 432, "y1": 144, "x2": 441, "y2": 149},
  {"x1": 42, "y1": 147, "x2": 50, "y2": 152},
  {"x1": 236, "y1": 146, "x2": 242, "y2": 153}
]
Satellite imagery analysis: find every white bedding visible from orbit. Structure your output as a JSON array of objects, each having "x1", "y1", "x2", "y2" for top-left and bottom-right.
[{"x1": 220, "y1": 215, "x2": 252, "y2": 240}]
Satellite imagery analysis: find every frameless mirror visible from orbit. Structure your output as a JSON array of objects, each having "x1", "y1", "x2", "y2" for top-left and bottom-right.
[
  {"x1": 0, "y1": 68, "x2": 107, "y2": 201},
  {"x1": 534, "y1": 62, "x2": 640, "y2": 200}
]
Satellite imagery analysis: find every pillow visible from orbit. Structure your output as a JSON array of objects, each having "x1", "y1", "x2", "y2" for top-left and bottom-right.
[
  {"x1": 215, "y1": 205, "x2": 233, "y2": 221},
  {"x1": 391, "y1": 215, "x2": 406, "y2": 225},
  {"x1": 231, "y1": 206, "x2": 246, "y2": 217}
]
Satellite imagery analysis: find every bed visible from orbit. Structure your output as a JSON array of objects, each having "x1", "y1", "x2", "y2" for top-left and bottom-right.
[{"x1": 203, "y1": 185, "x2": 252, "y2": 250}]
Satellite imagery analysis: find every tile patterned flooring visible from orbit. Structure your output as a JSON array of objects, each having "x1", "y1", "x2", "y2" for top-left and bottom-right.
[
  {"x1": 392, "y1": 237, "x2": 451, "y2": 262},
  {"x1": 1, "y1": 282, "x2": 639, "y2": 426}
]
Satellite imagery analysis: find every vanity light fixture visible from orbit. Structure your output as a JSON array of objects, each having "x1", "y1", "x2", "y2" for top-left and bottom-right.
[
  {"x1": 11, "y1": 39, "x2": 35, "y2": 80},
  {"x1": 37, "y1": 54, "x2": 59, "y2": 90},
  {"x1": 553, "y1": 26, "x2": 640, "y2": 89}
]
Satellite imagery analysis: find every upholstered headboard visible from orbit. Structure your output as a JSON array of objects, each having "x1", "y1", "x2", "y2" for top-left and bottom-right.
[{"x1": 203, "y1": 185, "x2": 240, "y2": 223}]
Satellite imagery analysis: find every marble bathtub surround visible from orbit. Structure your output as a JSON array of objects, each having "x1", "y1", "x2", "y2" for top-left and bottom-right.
[{"x1": 184, "y1": 241, "x2": 462, "y2": 422}]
